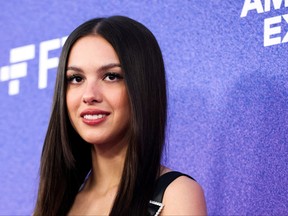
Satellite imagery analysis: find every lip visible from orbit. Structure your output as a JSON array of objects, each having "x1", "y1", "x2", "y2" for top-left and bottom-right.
[{"x1": 80, "y1": 109, "x2": 110, "y2": 126}]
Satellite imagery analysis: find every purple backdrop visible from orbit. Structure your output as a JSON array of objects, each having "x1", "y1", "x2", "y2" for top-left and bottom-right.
[{"x1": 0, "y1": 1, "x2": 287, "y2": 215}]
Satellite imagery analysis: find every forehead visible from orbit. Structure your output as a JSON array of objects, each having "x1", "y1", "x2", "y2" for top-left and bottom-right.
[{"x1": 68, "y1": 35, "x2": 120, "y2": 67}]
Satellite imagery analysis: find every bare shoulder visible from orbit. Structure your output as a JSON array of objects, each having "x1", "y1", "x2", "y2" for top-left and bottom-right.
[{"x1": 161, "y1": 174, "x2": 207, "y2": 215}]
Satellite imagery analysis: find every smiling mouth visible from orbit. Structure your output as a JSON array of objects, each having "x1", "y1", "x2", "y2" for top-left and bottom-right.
[{"x1": 83, "y1": 114, "x2": 107, "y2": 120}]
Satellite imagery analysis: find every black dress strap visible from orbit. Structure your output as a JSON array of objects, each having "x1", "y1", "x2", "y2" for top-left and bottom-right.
[
  {"x1": 147, "y1": 171, "x2": 195, "y2": 216},
  {"x1": 152, "y1": 171, "x2": 195, "y2": 203}
]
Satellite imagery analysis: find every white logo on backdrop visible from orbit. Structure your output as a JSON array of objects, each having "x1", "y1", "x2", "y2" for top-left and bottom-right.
[
  {"x1": 240, "y1": 0, "x2": 288, "y2": 46},
  {"x1": 0, "y1": 36, "x2": 67, "y2": 95}
]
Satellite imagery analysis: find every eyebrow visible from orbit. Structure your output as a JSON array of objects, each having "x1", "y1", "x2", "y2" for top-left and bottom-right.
[{"x1": 66, "y1": 63, "x2": 122, "y2": 73}]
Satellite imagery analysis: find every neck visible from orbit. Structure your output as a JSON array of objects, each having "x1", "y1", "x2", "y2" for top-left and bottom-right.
[{"x1": 88, "y1": 140, "x2": 128, "y2": 193}]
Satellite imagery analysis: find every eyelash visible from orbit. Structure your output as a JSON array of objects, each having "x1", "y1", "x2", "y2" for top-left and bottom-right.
[
  {"x1": 66, "y1": 74, "x2": 83, "y2": 83},
  {"x1": 66, "y1": 72, "x2": 123, "y2": 84},
  {"x1": 103, "y1": 72, "x2": 123, "y2": 81}
]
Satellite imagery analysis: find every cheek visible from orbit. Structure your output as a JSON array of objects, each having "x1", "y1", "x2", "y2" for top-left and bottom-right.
[
  {"x1": 66, "y1": 90, "x2": 80, "y2": 115},
  {"x1": 114, "y1": 89, "x2": 130, "y2": 111},
  {"x1": 66, "y1": 91, "x2": 81, "y2": 130}
]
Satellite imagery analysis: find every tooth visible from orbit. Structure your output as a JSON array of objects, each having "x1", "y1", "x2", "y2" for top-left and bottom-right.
[{"x1": 84, "y1": 114, "x2": 105, "y2": 120}]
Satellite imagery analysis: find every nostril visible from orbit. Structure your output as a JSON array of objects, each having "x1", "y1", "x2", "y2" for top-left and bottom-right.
[
  {"x1": 82, "y1": 84, "x2": 102, "y2": 104},
  {"x1": 83, "y1": 96, "x2": 100, "y2": 104}
]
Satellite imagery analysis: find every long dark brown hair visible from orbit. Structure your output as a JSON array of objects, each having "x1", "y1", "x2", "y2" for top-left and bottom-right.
[{"x1": 34, "y1": 15, "x2": 167, "y2": 216}]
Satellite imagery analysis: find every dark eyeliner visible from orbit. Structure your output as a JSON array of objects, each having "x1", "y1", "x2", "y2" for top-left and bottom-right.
[
  {"x1": 66, "y1": 74, "x2": 82, "y2": 82},
  {"x1": 104, "y1": 72, "x2": 124, "y2": 80}
]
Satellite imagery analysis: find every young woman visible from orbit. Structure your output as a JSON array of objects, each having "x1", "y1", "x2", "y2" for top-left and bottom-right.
[{"x1": 34, "y1": 16, "x2": 206, "y2": 216}]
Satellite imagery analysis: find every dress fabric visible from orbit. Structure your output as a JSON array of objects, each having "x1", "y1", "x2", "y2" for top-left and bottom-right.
[
  {"x1": 78, "y1": 170, "x2": 194, "y2": 216},
  {"x1": 148, "y1": 171, "x2": 195, "y2": 216}
]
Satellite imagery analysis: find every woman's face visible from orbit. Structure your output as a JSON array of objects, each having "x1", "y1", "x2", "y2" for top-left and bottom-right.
[{"x1": 66, "y1": 35, "x2": 130, "y2": 146}]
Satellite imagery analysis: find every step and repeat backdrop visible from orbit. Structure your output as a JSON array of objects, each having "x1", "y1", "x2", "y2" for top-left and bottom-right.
[{"x1": 0, "y1": 1, "x2": 287, "y2": 215}]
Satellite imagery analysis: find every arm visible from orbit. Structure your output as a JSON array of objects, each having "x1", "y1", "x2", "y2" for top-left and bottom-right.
[{"x1": 161, "y1": 176, "x2": 207, "y2": 215}]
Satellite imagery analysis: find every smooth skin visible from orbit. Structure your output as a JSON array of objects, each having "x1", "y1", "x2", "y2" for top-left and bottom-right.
[
  {"x1": 66, "y1": 35, "x2": 207, "y2": 215},
  {"x1": 160, "y1": 168, "x2": 207, "y2": 215}
]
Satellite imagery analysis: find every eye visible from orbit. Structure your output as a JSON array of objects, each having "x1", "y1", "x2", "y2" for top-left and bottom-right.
[
  {"x1": 66, "y1": 74, "x2": 83, "y2": 84},
  {"x1": 103, "y1": 73, "x2": 123, "y2": 82}
]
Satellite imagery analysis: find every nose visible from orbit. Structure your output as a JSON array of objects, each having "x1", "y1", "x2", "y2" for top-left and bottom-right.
[{"x1": 82, "y1": 81, "x2": 102, "y2": 104}]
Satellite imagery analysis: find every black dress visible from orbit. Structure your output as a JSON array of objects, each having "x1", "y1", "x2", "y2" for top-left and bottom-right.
[
  {"x1": 78, "y1": 170, "x2": 195, "y2": 216},
  {"x1": 148, "y1": 171, "x2": 195, "y2": 216}
]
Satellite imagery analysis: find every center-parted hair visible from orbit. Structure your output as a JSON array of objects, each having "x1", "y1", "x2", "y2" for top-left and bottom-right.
[{"x1": 34, "y1": 15, "x2": 167, "y2": 216}]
